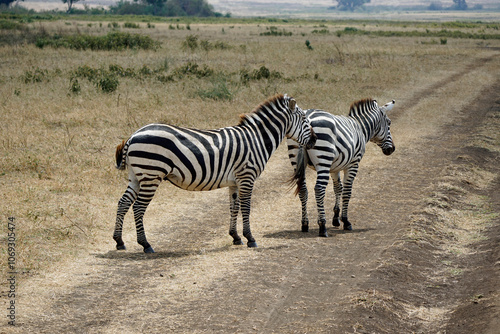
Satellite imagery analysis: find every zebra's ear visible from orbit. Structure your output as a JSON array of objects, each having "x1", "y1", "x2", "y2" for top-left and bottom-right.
[
  {"x1": 382, "y1": 100, "x2": 395, "y2": 112},
  {"x1": 289, "y1": 98, "x2": 296, "y2": 111}
]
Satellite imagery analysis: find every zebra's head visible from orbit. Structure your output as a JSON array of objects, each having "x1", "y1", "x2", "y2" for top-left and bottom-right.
[
  {"x1": 284, "y1": 95, "x2": 317, "y2": 149},
  {"x1": 371, "y1": 99, "x2": 396, "y2": 156}
]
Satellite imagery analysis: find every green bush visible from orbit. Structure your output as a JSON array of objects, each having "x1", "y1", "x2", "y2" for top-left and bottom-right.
[
  {"x1": 311, "y1": 29, "x2": 329, "y2": 34},
  {"x1": 96, "y1": 75, "x2": 119, "y2": 93},
  {"x1": 196, "y1": 78, "x2": 233, "y2": 101},
  {"x1": 0, "y1": 19, "x2": 22, "y2": 30},
  {"x1": 240, "y1": 66, "x2": 283, "y2": 84},
  {"x1": 35, "y1": 32, "x2": 160, "y2": 51},
  {"x1": 23, "y1": 68, "x2": 48, "y2": 83},
  {"x1": 260, "y1": 26, "x2": 293, "y2": 36},
  {"x1": 182, "y1": 35, "x2": 199, "y2": 51},
  {"x1": 70, "y1": 78, "x2": 81, "y2": 94},
  {"x1": 173, "y1": 62, "x2": 214, "y2": 79},
  {"x1": 123, "y1": 22, "x2": 140, "y2": 29}
]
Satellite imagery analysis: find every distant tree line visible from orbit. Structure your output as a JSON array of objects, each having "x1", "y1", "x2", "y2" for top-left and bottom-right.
[
  {"x1": 429, "y1": 0, "x2": 481, "y2": 11},
  {"x1": 109, "y1": 0, "x2": 222, "y2": 17},
  {"x1": 0, "y1": 0, "x2": 224, "y2": 17},
  {"x1": 333, "y1": 0, "x2": 370, "y2": 11}
]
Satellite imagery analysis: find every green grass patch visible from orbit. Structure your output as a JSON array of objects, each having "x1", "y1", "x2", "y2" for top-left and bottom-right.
[
  {"x1": 35, "y1": 31, "x2": 161, "y2": 51},
  {"x1": 195, "y1": 77, "x2": 234, "y2": 101},
  {"x1": 260, "y1": 26, "x2": 293, "y2": 36},
  {"x1": 337, "y1": 27, "x2": 500, "y2": 40}
]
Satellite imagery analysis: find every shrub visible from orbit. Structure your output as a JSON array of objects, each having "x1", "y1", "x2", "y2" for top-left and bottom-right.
[
  {"x1": 312, "y1": 29, "x2": 329, "y2": 34},
  {"x1": 23, "y1": 68, "x2": 48, "y2": 83},
  {"x1": 214, "y1": 41, "x2": 231, "y2": 50},
  {"x1": 196, "y1": 78, "x2": 233, "y2": 101},
  {"x1": 35, "y1": 32, "x2": 160, "y2": 51},
  {"x1": 240, "y1": 66, "x2": 283, "y2": 84},
  {"x1": 123, "y1": 22, "x2": 140, "y2": 29},
  {"x1": 0, "y1": 19, "x2": 22, "y2": 30},
  {"x1": 200, "y1": 40, "x2": 213, "y2": 52},
  {"x1": 173, "y1": 62, "x2": 214, "y2": 79},
  {"x1": 69, "y1": 78, "x2": 81, "y2": 94},
  {"x1": 260, "y1": 26, "x2": 293, "y2": 36},
  {"x1": 96, "y1": 74, "x2": 119, "y2": 93},
  {"x1": 182, "y1": 35, "x2": 198, "y2": 51}
]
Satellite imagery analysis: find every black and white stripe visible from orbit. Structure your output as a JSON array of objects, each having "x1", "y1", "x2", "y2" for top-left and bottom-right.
[
  {"x1": 114, "y1": 94, "x2": 317, "y2": 252},
  {"x1": 288, "y1": 98, "x2": 395, "y2": 237}
]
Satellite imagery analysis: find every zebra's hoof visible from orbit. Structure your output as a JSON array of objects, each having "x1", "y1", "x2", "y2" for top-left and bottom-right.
[
  {"x1": 332, "y1": 218, "x2": 340, "y2": 227},
  {"x1": 116, "y1": 244, "x2": 126, "y2": 250},
  {"x1": 302, "y1": 225, "x2": 309, "y2": 232},
  {"x1": 344, "y1": 224, "x2": 353, "y2": 231},
  {"x1": 319, "y1": 231, "x2": 328, "y2": 238},
  {"x1": 233, "y1": 239, "x2": 244, "y2": 245},
  {"x1": 144, "y1": 246, "x2": 155, "y2": 253},
  {"x1": 247, "y1": 241, "x2": 258, "y2": 248}
]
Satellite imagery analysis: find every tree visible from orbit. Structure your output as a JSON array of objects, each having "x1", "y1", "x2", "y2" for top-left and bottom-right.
[
  {"x1": 62, "y1": 0, "x2": 80, "y2": 12},
  {"x1": 110, "y1": 0, "x2": 217, "y2": 17},
  {"x1": 334, "y1": 0, "x2": 370, "y2": 11},
  {"x1": 452, "y1": 0, "x2": 468, "y2": 10},
  {"x1": 0, "y1": 0, "x2": 18, "y2": 6},
  {"x1": 142, "y1": 0, "x2": 166, "y2": 16}
]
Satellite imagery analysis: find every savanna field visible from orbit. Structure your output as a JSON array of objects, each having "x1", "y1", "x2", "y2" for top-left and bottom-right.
[{"x1": 1, "y1": 14, "x2": 500, "y2": 332}]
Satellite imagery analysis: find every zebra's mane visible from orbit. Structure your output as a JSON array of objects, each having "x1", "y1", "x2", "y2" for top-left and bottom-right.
[
  {"x1": 348, "y1": 98, "x2": 376, "y2": 116},
  {"x1": 238, "y1": 94, "x2": 285, "y2": 125}
]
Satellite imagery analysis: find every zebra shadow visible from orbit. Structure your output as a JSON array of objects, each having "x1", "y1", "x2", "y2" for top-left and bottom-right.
[
  {"x1": 263, "y1": 227, "x2": 374, "y2": 240},
  {"x1": 95, "y1": 244, "x2": 235, "y2": 261}
]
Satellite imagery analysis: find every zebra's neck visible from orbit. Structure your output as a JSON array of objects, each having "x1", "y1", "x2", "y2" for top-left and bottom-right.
[
  {"x1": 349, "y1": 107, "x2": 381, "y2": 143},
  {"x1": 238, "y1": 110, "x2": 286, "y2": 162}
]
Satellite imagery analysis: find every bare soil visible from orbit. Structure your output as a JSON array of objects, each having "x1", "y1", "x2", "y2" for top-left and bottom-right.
[{"x1": 3, "y1": 59, "x2": 499, "y2": 333}]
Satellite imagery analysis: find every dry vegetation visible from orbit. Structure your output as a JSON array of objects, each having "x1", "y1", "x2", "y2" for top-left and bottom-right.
[
  {"x1": 0, "y1": 17, "x2": 499, "y2": 332},
  {"x1": 0, "y1": 17, "x2": 497, "y2": 278}
]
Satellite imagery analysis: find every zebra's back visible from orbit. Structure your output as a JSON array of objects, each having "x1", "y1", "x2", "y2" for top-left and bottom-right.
[
  {"x1": 305, "y1": 109, "x2": 365, "y2": 172},
  {"x1": 126, "y1": 124, "x2": 246, "y2": 191}
]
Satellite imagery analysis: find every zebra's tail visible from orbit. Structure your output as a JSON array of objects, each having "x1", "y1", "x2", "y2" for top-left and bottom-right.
[
  {"x1": 291, "y1": 145, "x2": 308, "y2": 196},
  {"x1": 115, "y1": 140, "x2": 128, "y2": 170}
]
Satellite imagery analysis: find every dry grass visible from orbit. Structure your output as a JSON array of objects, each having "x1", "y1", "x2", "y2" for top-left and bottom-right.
[{"x1": 0, "y1": 18, "x2": 499, "y2": 287}]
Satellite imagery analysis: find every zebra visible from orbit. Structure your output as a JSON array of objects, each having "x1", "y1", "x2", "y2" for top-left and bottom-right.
[
  {"x1": 114, "y1": 94, "x2": 317, "y2": 253},
  {"x1": 287, "y1": 98, "x2": 395, "y2": 237}
]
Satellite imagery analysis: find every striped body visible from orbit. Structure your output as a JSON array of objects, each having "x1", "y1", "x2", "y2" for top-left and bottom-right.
[
  {"x1": 288, "y1": 98, "x2": 395, "y2": 236},
  {"x1": 114, "y1": 94, "x2": 316, "y2": 252}
]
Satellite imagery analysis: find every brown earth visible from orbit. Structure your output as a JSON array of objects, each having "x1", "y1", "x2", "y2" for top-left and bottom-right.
[{"x1": 2, "y1": 57, "x2": 499, "y2": 333}]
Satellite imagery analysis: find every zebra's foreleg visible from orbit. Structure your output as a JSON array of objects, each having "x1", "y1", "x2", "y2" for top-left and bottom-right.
[
  {"x1": 314, "y1": 171, "x2": 330, "y2": 237},
  {"x1": 228, "y1": 186, "x2": 243, "y2": 245},
  {"x1": 298, "y1": 178, "x2": 309, "y2": 232},
  {"x1": 239, "y1": 186, "x2": 257, "y2": 248},
  {"x1": 341, "y1": 166, "x2": 359, "y2": 231},
  {"x1": 332, "y1": 173, "x2": 342, "y2": 228},
  {"x1": 114, "y1": 183, "x2": 139, "y2": 250}
]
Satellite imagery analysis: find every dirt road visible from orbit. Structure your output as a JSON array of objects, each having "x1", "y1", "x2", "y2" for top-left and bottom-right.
[{"x1": 4, "y1": 55, "x2": 499, "y2": 333}]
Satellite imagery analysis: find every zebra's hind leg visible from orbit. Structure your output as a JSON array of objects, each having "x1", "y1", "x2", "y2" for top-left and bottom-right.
[
  {"x1": 298, "y1": 178, "x2": 309, "y2": 232},
  {"x1": 114, "y1": 177, "x2": 139, "y2": 250},
  {"x1": 341, "y1": 217, "x2": 352, "y2": 231},
  {"x1": 314, "y1": 170, "x2": 330, "y2": 237},
  {"x1": 332, "y1": 173, "x2": 342, "y2": 228},
  {"x1": 340, "y1": 165, "x2": 359, "y2": 231},
  {"x1": 228, "y1": 186, "x2": 243, "y2": 245},
  {"x1": 132, "y1": 180, "x2": 161, "y2": 253},
  {"x1": 239, "y1": 184, "x2": 257, "y2": 248}
]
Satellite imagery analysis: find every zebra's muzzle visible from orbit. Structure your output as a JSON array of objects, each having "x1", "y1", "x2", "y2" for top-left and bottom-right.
[{"x1": 383, "y1": 145, "x2": 395, "y2": 155}]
